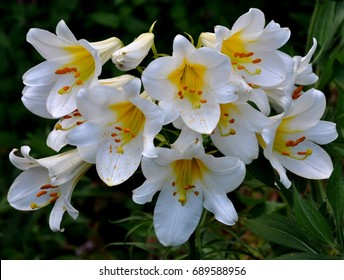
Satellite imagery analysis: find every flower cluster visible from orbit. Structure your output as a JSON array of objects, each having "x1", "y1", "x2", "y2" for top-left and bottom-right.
[{"x1": 8, "y1": 8, "x2": 337, "y2": 246}]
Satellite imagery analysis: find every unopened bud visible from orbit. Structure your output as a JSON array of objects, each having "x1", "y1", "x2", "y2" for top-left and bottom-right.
[{"x1": 112, "y1": 33, "x2": 154, "y2": 71}]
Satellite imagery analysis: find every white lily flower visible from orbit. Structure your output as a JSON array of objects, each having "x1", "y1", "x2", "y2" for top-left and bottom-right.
[
  {"x1": 112, "y1": 33, "x2": 154, "y2": 71},
  {"x1": 133, "y1": 139, "x2": 246, "y2": 246},
  {"x1": 46, "y1": 75, "x2": 136, "y2": 152},
  {"x1": 258, "y1": 89, "x2": 338, "y2": 188},
  {"x1": 211, "y1": 101, "x2": 274, "y2": 164},
  {"x1": 7, "y1": 146, "x2": 92, "y2": 232},
  {"x1": 22, "y1": 20, "x2": 123, "y2": 119},
  {"x1": 142, "y1": 34, "x2": 237, "y2": 134},
  {"x1": 66, "y1": 78, "x2": 164, "y2": 186},
  {"x1": 204, "y1": 8, "x2": 290, "y2": 88}
]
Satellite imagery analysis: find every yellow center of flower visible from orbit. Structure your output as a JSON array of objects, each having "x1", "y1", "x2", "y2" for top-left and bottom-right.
[
  {"x1": 221, "y1": 32, "x2": 262, "y2": 76},
  {"x1": 217, "y1": 103, "x2": 238, "y2": 136},
  {"x1": 171, "y1": 158, "x2": 205, "y2": 206},
  {"x1": 108, "y1": 101, "x2": 145, "y2": 154},
  {"x1": 30, "y1": 184, "x2": 61, "y2": 209},
  {"x1": 55, "y1": 45, "x2": 95, "y2": 95},
  {"x1": 273, "y1": 120, "x2": 313, "y2": 160},
  {"x1": 168, "y1": 61, "x2": 207, "y2": 109}
]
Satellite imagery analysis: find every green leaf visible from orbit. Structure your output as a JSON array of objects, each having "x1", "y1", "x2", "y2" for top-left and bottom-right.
[
  {"x1": 274, "y1": 252, "x2": 342, "y2": 260},
  {"x1": 327, "y1": 160, "x2": 344, "y2": 246},
  {"x1": 292, "y1": 189, "x2": 335, "y2": 246},
  {"x1": 246, "y1": 214, "x2": 318, "y2": 254}
]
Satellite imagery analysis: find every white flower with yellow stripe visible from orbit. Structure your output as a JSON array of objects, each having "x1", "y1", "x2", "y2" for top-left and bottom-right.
[
  {"x1": 22, "y1": 20, "x2": 123, "y2": 118},
  {"x1": 142, "y1": 34, "x2": 237, "y2": 134},
  {"x1": 66, "y1": 78, "x2": 164, "y2": 186},
  {"x1": 133, "y1": 138, "x2": 245, "y2": 246},
  {"x1": 258, "y1": 89, "x2": 338, "y2": 188},
  {"x1": 7, "y1": 146, "x2": 91, "y2": 232},
  {"x1": 200, "y1": 8, "x2": 290, "y2": 88}
]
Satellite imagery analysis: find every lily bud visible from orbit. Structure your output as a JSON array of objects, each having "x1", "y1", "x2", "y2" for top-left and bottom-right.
[{"x1": 112, "y1": 33, "x2": 154, "y2": 71}]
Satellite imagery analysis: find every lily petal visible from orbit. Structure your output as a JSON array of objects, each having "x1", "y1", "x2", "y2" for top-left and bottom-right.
[{"x1": 153, "y1": 183, "x2": 203, "y2": 246}]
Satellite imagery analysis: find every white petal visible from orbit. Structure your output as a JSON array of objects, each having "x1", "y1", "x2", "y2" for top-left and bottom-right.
[
  {"x1": 142, "y1": 56, "x2": 181, "y2": 101},
  {"x1": 26, "y1": 27, "x2": 71, "y2": 61},
  {"x1": 66, "y1": 122, "x2": 102, "y2": 146},
  {"x1": 214, "y1": 84, "x2": 238, "y2": 104},
  {"x1": 132, "y1": 180, "x2": 162, "y2": 204},
  {"x1": 284, "y1": 89, "x2": 325, "y2": 131},
  {"x1": 276, "y1": 141, "x2": 334, "y2": 181},
  {"x1": 22, "y1": 61, "x2": 58, "y2": 86},
  {"x1": 77, "y1": 144, "x2": 98, "y2": 163},
  {"x1": 158, "y1": 100, "x2": 180, "y2": 124},
  {"x1": 269, "y1": 155, "x2": 291, "y2": 188},
  {"x1": 141, "y1": 152, "x2": 176, "y2": 184},
  {"x1": 180, "y1": 98, "x2": 220, "y2": 134},
  {"x1": 21, "y1": 85, "x2": 53, "y2": 119},
  {"x1": 304, "y1": 121, "x2": 338, "y2": 144},
  {"x1": 49, "y1": 193, "x2": 78, "y2": 232},
  {"x1": 203, "y1": 189, "x2": 238, "y2": 225},
  {"x1": 7, "y1": 167, "x2": 51, "y2": 211},
  {"x1": 211, "y1": 127, "x2": 259, "y2": 164},
  {"x1": 153, "y1": 184, "x2": 203, "y2": 246},
  {"x1": 9, "y1": 146, "x2": 38, "y2": 170},
  {"x1": 172, "y1": 34, "x2": 195, "y2": 58},
  {"x1": 231, "y1": 8, "x2": 265, "y2": 34},
  {"x1": 241, "y1": 51, "x2": 286, "y2": 87},
  {"x1": 96, "y1": 136, "x2": 143, "y2": 186},
  {"x1": 55, "y1": 20, "x2": 78, "y2": 43},
  {"x1": 200, "y1": 155, "x2": 246, "y2": 193},
  {"x1": 46, "y1": 79, "x2": 78, "y2": 118}
]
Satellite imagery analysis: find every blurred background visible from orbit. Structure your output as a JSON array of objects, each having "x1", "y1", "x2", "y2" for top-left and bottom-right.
[{"x1": 0, "y1": 0, "x2": 340, "y2": 260}]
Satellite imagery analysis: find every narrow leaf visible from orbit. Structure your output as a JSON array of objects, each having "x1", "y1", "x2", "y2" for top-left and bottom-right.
[
  {"x1": 246, "y1": 214, "x2": 318, "y2": 253},
  {"x1": 292, "y1": 189, "x2": 335, "y2": 246},
  {"x1": 327, "y1": 160, "x2": 344, "y2": 246}
]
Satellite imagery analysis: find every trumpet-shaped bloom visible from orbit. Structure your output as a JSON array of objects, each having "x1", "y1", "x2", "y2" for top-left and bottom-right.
[
  {"x1": 211, "y1": 101, "x2": 273, "y2": 164},
  {"x1": 133, "y1": 139, "x2": 246, "y2": 246},
  {"x1": 258, "y1": 89, "x2": 338, "y2": 188},
  {"x1": 142, "y1": 34, "x2": 237, "y2": 134},
  {"x1": 200, "y1": 8, "x2": 290, "y2": 88},
  {"x1": 66, "y1": 78, "x2": 164, "y2": 186},
  {"x1": 22, "y1": 20, "x2": 123, "y2": 119},
  {"x1": 8, "y1": 146, "x2": 91, "y2": 232},
  {"x1": 47, "y1": 75, "x2": 136, "y2": 152},
  {"x1": 112, "y1": 33, "x2": 154, "y2": 71}
]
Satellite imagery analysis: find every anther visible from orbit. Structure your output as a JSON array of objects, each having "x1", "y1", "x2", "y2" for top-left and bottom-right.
[
  {"x1": 229, "y1": 118, "x2": 235, "y2": 124},
  {"x1": 292, "y1": 85, "x2": 304, "y2": 100},
  {"x1": 237, "y1": 65, "x2": 245, "y2": 70},
  {"x1": 49, "y1": 196, "x2": 59, "y2": 203},
  {"x1": 36, "y1": 190, "x2": 47, "y2": 197},
  {"x1": 252, "y1": 58, "x2": 262, "y2": 64},
  {"x1": 200, "y1": 99, "x2": 207, "y2": 104},
  {"x1": 40, "y1": 184, "x2": 57, "y2": 189}
]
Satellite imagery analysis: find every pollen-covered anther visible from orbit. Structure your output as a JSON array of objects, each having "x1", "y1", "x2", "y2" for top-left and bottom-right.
[
  {"x1": 200, "y1": 99, "x2": 207, "y2": 104},
  {"x1": 35, "y1": 190, "x2": 47, "y2": 197},
  {"x1": 292, "y1": 85, "x2": 304, "y2": 100},
  {"x1": 285, "y1": 136, "x2": 306, "y2": 147},
  {"x1": 252, "y1": 58, "x2": 262, "y2": 64}
]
